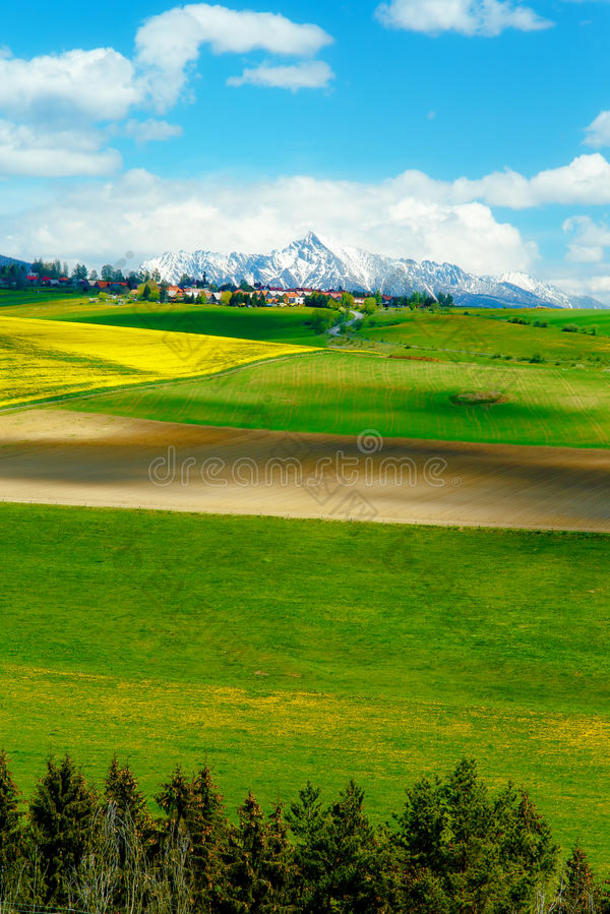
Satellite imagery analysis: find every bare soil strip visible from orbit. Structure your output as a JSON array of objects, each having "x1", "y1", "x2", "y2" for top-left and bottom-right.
[{"x1": 0, "y1": 408, "x2": 608, "y2": 532}]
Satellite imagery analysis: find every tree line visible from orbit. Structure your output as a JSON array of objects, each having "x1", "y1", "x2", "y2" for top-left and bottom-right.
[{"x1": 0, "y1": 752, "x2": 607, "y2": 914}]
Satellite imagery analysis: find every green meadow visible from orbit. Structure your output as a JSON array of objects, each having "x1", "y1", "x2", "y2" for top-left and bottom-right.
[
  {"x1": 67, "y1": 349, "x2": 610, "y2": 448},
  {"x1": 480, "y1": 307, "x2": 610, "y2": 337},
  {"x1": 0, "y1": 294, "x2": 334, "y2": 347},
  {"x1": 0, "y1": 503, "x2": 608, "y2": 867},
  {"x1": 355, "y1": 310, "x2": 610, "y2": 364}
]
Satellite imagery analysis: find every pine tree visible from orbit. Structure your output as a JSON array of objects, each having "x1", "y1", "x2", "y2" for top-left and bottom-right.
[
  {"x1": 494, "y1": 785, "x2": 557, "y2": 911},
  {"x1": 394, "y1": 760, "x2": 558, "y2": 914},
  {"x1": 562, "y1": 845, "x2": 599, "y2": 912},
  {"x1": 441, "y1": 758, "x2": 504, "y2": 911},
  {"x1": 220, "y1": 792, "x2": 296, "y2": 914},
  {"x1": 188, "y1": 767, "x2": 229, "y2": 912},
  {"x1": 323, "y1": 779, "x2": 385, "y2": 913},
  {"x1": 295, "y1": 780, "x2": 384, "y2": 914},
  {"x1": 0, "y1": 750, "x2": 22, "y2": 874},
  {"x1": 105, "y1": 756, "x2": 148, "y2": 831},
  {"x1": 286, "y1": 781, "x2": 327, "y2": 910},
  {"x1": 156, "y1": 767, "x2": 193, "y2": 834},
  {"x1": 394, "y1": 775, "x2": 451, "y2": 913},
  {"x1": 263, "y1": 803, "x2": 297, "y2": 912},
  {"x1": 28, "y1": 755, "x2": 96, "y2": 903}
]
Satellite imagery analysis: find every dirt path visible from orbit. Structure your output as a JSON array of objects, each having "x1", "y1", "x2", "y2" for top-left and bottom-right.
[{"x1": 0, "y1": 408, "x2": 608, "y2": 532}]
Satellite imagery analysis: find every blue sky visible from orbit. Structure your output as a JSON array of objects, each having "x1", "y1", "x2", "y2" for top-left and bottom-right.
[{"x1": 2, "y1": 0, "x2": 610, "y2": 298}]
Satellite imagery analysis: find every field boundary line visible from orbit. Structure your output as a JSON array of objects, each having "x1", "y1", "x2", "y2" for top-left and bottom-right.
[{"x1": 0, "y1": 348, "x2": 330, "y2": 415}]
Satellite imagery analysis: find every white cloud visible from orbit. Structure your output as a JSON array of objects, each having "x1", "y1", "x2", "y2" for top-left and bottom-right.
[
  {"x1": 0, "y1": 168, "x2": 536, "y2": 276},
  {"x1": 123, "y1": 119, "x2": 183, "y2": 142},
  {"x1": 227, "y1": 60, "x2": 333, "y2": 91},
  {"x1": 0, "y1": 120, "x2": 121, "y2": 177},
  {"x1": 553, "y1": 273, "x2": 610, "y2": 304},
  {"x1": 584, "y1": 110, "x2": 610, "y2": 148},
  {"x1": 375, "y1": 0, "x2": 552, "y2": 36},
  {"x1": 563, "y1": 215, "x2": 610, "y2": 262},
  {"x1": 437, "y1": 153, "x2": 610, "y2": 208},
  {"x1": 0, "y1": 5, "x2": 334, "y2": 175},
  {"x1": 0, "y1": 46, "x2": 138, "y2": 176},
  {"x1": 135, "y1": 3, "x2": 334, "y2": 110},
  {"x1": 0, "y1": 48, "x2": 141, "y2": 123}
]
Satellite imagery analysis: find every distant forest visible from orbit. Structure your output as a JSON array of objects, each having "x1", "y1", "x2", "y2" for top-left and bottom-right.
[{"x1": 0, "y1": 752, "x2": 607, "y2": 913}]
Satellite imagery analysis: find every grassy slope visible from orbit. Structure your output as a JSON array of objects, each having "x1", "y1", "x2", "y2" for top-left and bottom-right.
[
  {"x1": 478, "y1": 308, "x2": 610, "y2": 337},
  {"x1": 0, "y1": 295, "x2": 333, "y2": 347},
  {"x1": 355, "y1": 311, "x2": 610, "y2": 363},
  {"x1": 0, "y1": 290, "x2": 84, "y2": 307},
  {"x1": 0, "y1": 315, "x2": 313, "y2": 409},
  {"x1": 66, "y1": 350, "x2": 610, "y2": 448},
  {"x1": 0, "y1": 503, "x2": 608, "y2": 866}
]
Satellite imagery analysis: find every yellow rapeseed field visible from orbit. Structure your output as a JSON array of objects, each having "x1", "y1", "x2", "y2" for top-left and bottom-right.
[{"x1": 0, "y1": 316, "x2": 314, "y2": 409}]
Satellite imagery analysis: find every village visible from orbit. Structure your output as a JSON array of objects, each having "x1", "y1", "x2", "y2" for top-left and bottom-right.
[{"x1": 6, "y1": 267, "x2": 397, "y2": 308}]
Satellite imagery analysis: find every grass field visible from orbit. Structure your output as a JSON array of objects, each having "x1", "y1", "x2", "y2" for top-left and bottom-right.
[
  {"x1": 354, "y1": 310, "x2": 610, "y2": 364},
  {"x1": 0, "y1": 502, "x2": 607, "y2": 867},
  {"x1": 0, "y1": 295, "x2": 335, "y2": 347},
  {"x1": 0, "y1": 290, "x2": 86, "y2": 307},
  {"x1": 479, "y1": 307, "x2": 610, "y2": 337},
  {"x1": 0, "y1": 315, "x2": 313, "y2": 409},
  {"x1": 66, "y1": 349, "x2": 610, "y2": 449}
]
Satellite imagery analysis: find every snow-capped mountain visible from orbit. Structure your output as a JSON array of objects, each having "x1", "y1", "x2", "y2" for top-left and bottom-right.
[{"x1": 142, "y1": 233, "x2": 601, "y2": 309}]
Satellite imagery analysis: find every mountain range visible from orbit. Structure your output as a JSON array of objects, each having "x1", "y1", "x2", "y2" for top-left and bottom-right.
[
  {"x1": 141, "y1": 233, "x2": 604, "y2": 310},
  {"x1": 0, "y1": 254, "x2": 31, "y2": 271}
]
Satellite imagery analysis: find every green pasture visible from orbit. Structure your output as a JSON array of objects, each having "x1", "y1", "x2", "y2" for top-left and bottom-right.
[
  {"x1": 479, "y1": 307, "x2": 610, "y2": 337},
  {"x1": 0, "y1": 294, "x2": 334, "y2": 347},
  {"x1": 354, "y1": 310, "x2": 610, "y2": 363},
  {"x1": 65, "y1": 350, "x2": 610, "y2": 448},
  {"x1": 0, "y1": 503, "x2": 607, "y2": 867}
]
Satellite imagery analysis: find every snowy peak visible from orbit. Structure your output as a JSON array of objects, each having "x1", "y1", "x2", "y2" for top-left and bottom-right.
[{"x1": 141, "y1": 235, "x2": 600, "y2": 309}]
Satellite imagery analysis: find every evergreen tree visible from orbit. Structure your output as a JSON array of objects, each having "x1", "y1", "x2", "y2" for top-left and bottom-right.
[
  {"x1": 561, "y1": 845, "x2": 599, "y2": 913},
  {"x1": 394, "y1": 759, "x2": 558, "y2": 914},
  {"x1": 293, "y1": 780, "x2": 384, "y2": 914},
  {"x1": 221, "y1": 792, "x2": 269, "y2": 913},
  {"x1": 394, "y1": 774, "x2": 451, "y2": 913},
  {"x1": 263, "y1": 803, "x2": 297, "y2": 912},
  {"x1": 28, "y1": 755, "x2": 96, "y2": 904},
  {"x1": 188, "y1": 767, "x2": 229, "y2": 912},
  {"x1": 0, "y1": 750, "x2": 22, "y2": 874},
  {"x1": 221, "y1": 792, "x2": 295, "y2": 913},
  {"x1": 104, "y1": 755, "x2": 148, "y2": 827},
  {"x1": 156, "y1": 767, "x2": 193, "y2": 834},
  {"x1": 494, "y1": 785, "x2": 557, "y2": 911},
  {"x1": 104, "y1": 756, "x2": 149, "y2": 834},
  {"x1": 441, "y1": 758, "x2": 504, "y2": 910},
  {"x1": 287, "y1": 780, "x2": 327, "y2": 908},
  {"x1": 321, "y1": 780, "x2": 385, "y2": 913}
]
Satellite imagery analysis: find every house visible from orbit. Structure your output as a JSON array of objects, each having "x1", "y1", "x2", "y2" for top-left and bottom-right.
[
  {"x1": 96, "y1": 280, "x2": 128, "y2": 290},
  {"x1": 167, "y1": 285, "x2": 184, "y2": 298}
]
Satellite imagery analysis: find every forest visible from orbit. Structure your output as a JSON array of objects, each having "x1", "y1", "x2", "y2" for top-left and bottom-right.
[{"x1": 0, "y1": 752, "x2": 606, "y2": 914}]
